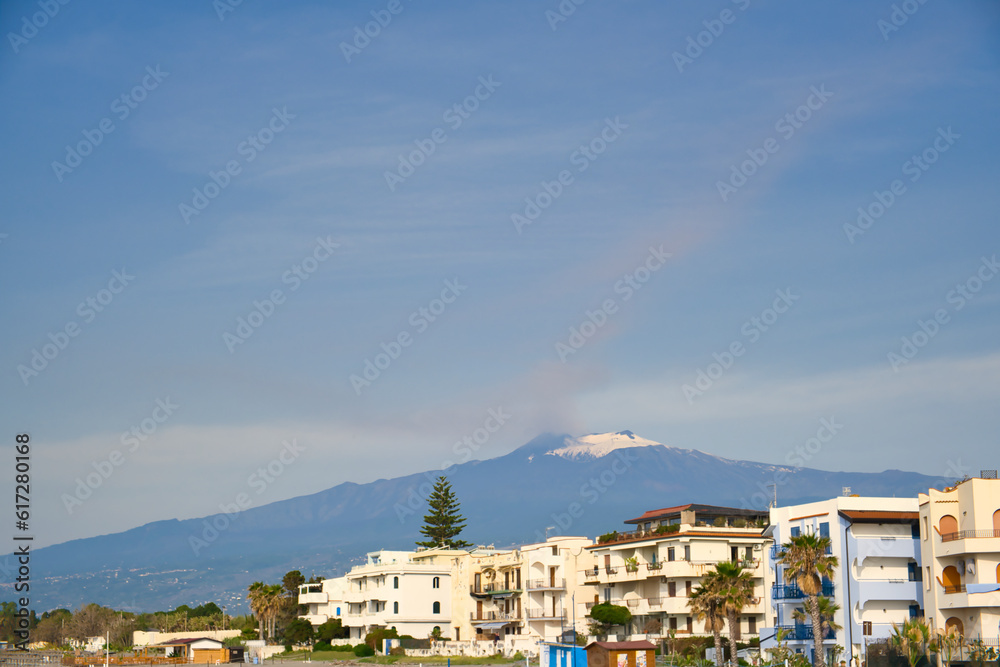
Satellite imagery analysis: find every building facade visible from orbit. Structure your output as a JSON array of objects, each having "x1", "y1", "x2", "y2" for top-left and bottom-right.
[
  {"x1": 761, "y1": 496, "x2": 922, "y2": 667},
  {"x1": 298, "y1": 576, "x2": 347, "y2": 627},
  {"x1": 339, "y1": 548, "x2": 463, "y2": 640},
  {"x1": 583, "y1": 504, "x2": 771, "y2": 642},
  {"x1": 918, "y1": 475, "x2": 1000, "y2": 640}
]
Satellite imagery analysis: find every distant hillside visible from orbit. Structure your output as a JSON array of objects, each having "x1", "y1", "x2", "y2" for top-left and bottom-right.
[{"x1": 1, "y1": 431, "x2": 950, "y2": 613}]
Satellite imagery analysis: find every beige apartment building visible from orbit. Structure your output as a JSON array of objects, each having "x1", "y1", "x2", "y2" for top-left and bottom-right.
[
  {"x1": 583, "y1": 504, "x2": 771, "y2": 641},
  {"x1": 918, "y1": 474, "x2": 1000, "y2": 640}
]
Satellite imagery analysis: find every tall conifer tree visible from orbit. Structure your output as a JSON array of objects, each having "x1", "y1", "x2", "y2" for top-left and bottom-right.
[{"x1": 416, "y1": 476, "x2": 472, "y2": 549}]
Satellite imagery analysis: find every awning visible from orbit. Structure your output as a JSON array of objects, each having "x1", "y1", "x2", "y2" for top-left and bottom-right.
[
  {"x1": 492, "y1": 592, "x2": 514, "y2": 599},
  {"x1": 476, "y1": 622, "x2": 509, "y2": 630}
]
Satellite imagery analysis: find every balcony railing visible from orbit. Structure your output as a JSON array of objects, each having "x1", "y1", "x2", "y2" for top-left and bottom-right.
[
  {"x1": 470, "y1": 611, "x2": 521, "y2": 622},
  {"x1": 647, "y1": 598, "x2": 662, "y2": 608},
  {"x1": 647, "y1": 562, "x2": 663, "y2": 571},
  {"x1": 583, "y1": 566, "x2": 600, "y2": 578},
  {"x1": 525, "y1": 609, "x2": 568, "y2": 620},
  {"x1": 942, "y1": 584, "x2": 966, "y2": 594},
  {"x1": 772, "y1": 583, "x2": 834, "y2": 599},
  {"x1": 626, "y1": 599, "x2": 640, "y2": 608},
  {"x1": 527, "y1": 578, "x2": 565, "y2": 590},
  {"x1": 941, "y1": 529, "x2": 1000, "y2": 542},
  {"x1": 775, "y1": 625, "x2": 836, "y2": 641},
  {"x1": 471, "y1": 583, "x2": 522, "y2": 596}
]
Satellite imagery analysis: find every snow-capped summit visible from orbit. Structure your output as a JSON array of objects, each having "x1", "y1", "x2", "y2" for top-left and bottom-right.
[{"x1": 546, "y1": 430, "x2": 664, "y2": 459}]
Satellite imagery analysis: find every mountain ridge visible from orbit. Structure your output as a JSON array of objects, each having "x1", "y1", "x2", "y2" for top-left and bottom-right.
[{"x1": 1, "y1": 431, "x2": 950, "y2": 613}]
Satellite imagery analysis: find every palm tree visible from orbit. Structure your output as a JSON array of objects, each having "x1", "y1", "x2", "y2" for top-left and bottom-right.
[
  {"x1": 689, "y1": 577, "x2": 726, "y2": 667},
  {"x1": 779, "y1": 534, "x2": 838, "y2": 667},
  {"x1": 248, "y1": 582, "x2": 266, "y2": 640},
  {"x1": 890, "y1": 618, "x2": 933, "y2": 667},
  {"x1": 791, "y1": 597, "x2": 841, "y2": 638},
  {"x1": 713, "y1": 562, "x2": 757, "y2": 667}
]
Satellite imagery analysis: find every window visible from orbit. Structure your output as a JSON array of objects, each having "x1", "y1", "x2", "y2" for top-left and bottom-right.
[
  {"x1": 336, "y1": 607, "x2": 341, "y2": 617},
  {"x1": 433, "y1": 576, "x2": 440, "y2": 589},
  {"x1": 433, "y1": 601, "x2": 441, "y2": 614},
  {"x1": 686, "y1": 616, "x2": 693, "y2": 633},
  {"x1": 819, "y1": 522, "x2": 830, "y2": 538},
  {"x1": 684, "y1": 545, "x2": 690, "y2": 561},
  {"x1": 791, "y1": 527, "x2": 800, "y2": 537},
  {"x1": 394, "y1": 602, "x2": 399, "y2": 614},
  {"x1": 668, "y1": 582, "x2": 677, "y2": 597},
  {"x1": 669, "y1": 617, "x2": 677, "y2": 631},
  {"x1": 668, "y1": 547, "x2": 675, "y2": 562},
  {"x1": 553, "y1": 546, "x2": 559, "y2": 555},
  {"x1": 393, "y1": 576, "x2": 399, "y2": 589},
  {"x1": 748, "y1": 617, "x2": 756, "y2": 634},
  {"x1": 745, "y1": 546, "x2": 753, "y2": 562},
  {"x1": 685, "y1": 581, "x2": 692, "y2": 596}
]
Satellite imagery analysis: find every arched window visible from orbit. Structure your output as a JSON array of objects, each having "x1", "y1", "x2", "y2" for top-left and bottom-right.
[
  {"x1": 394, "y1": 602, "x2": 399, "y2": 614},
  {"x1": 993, "y1": 509, "x2": 1000, "y2": 532},
  {"x1": 433, "y1": 576, "x2": 440, "y2": 589},
  {"x1": 939, "y1": 515, "x2": 958, "y2": 539},
  {"x1": 393, "y1": 576, "x2": 399, "y2": 589},
  {"x1": 945, "y1": 617, "x2": 964, "y2": 636},
  {"x1": 995, "y1": 562, "x2": 1000, "y2": 584},
  {"x1": 941, "y1": 565, "x2": 962, "y2": 592},
  {"x1": 433, "y1": 601, "x2": 441, "y2": 614}
]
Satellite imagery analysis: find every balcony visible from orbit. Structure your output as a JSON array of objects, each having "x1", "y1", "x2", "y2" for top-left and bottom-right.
[
  {"x1": 856, "y1": 579, "x2": 921, "y2": 604},
  {"x1": 470, "y1": 583, "x2": 522, "y2": 597},
  {"x1": 527, "y1": 578, "x2": 566, "y2": 590},
  {"x1": 525, "y1": 609, "x2": 568, "y2": 620},
  {"x1": 775, "y1": 625, "x2": 836, "y2": 641},
  {"x1": 942, "y1": 584, "x2": 966, "y2": 594},
  {"x1": 941, "y1": 529, "x2": 1000, "y2": 542},
  {"x1": 470, "y1": 611, "x2": 521, "y2": 622},
  {"x1": 772, "y1": 583, "x2": 834, "y2": 600},
  {"x1": 583, "y1": 566, "x2": 600, "y2": 579},
  {"x1": 298, "y1": 592, "x2": 328, "y2": 605},
  {"x1": 646, "y1": 562, "x2": 663, "y2": 571}
]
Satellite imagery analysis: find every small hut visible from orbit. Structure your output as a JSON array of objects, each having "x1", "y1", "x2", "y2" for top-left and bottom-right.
[{"x1": 585, "y1": 641, "x2": 656, "y2": 667}]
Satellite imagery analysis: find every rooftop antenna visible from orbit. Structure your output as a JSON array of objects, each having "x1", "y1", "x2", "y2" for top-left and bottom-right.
[{"x1": 544, "y1": 526, "x2": 556, "y2": 539}]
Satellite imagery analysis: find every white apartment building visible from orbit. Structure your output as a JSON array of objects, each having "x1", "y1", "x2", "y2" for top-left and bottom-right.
[
  {"x1": 298, "y1": 576, "x2": 347, "y2": 626},
  {"x1": 918, "y1": 474, "x2": 1000, "y2": 640},
  {"x1": 336, "y1": 548, "x2": 465, "y2": 641},
  {"x1": 761, "y1": 496, "x2": 922, "y2": 667},
  {"x1": 583, "y1": 504, "x2": 771, "y2": 642}
]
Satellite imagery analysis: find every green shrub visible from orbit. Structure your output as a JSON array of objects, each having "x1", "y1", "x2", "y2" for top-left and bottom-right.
[
  {"x1": 598, "y1": 531, "x2": 619, "y2": 544},
  {"x1": 354, "y1": 644, "x2": 375, "y2": 657},
  {"x1": 313, "y1": 642, "x2": 333, "y2": 652}
]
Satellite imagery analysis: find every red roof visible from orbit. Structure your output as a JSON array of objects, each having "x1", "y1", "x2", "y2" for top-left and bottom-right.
[
  {"x1": 626, "y1": 504, "x2": 693, "y2": 523},
  {"x1": 586, "y1": 641, "x2": 657, "y2": 651}
]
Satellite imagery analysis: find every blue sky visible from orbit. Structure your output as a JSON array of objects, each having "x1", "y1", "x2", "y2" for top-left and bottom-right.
[{"x1": 1, "y1": 1, "x2": 999, "y2": 549}]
